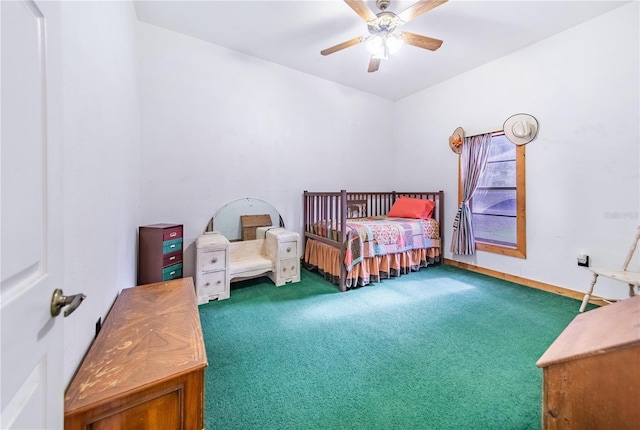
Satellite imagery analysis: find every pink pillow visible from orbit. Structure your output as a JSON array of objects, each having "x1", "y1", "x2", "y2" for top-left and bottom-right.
[{"x1": 388, "y1": 197, "x2": 435, "y2": 219}]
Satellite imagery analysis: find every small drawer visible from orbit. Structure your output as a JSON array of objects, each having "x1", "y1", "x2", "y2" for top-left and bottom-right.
[
  {"x1": 162, "y1": 263, "x2": 182, "y2": 281},
  {"x1": 163, "y1": 250, "x2": 183, "y2": 267},
  {"x1": 199, "y1": 271, "x2": 226, "y2": 295},
  {"x1": 279, "y1": 258, "x2": 299, "y2": 278},
  {"x1": 162, "y1": 225, "x2": 183, "y2": 241},
  {"x1": 163, "y1": 238, "x2": 183, "y2": 254},
  {"x1": 279, "y1": 241, "x2": 297, "y2": 259},
  {"x1": 201, "y1": 250, "x2": 226, "y2": 272}
]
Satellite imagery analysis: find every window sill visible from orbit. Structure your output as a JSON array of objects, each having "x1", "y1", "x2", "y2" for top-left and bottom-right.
[{"x1": 475, "y1": 242, "x2": 526, "y2": 259}]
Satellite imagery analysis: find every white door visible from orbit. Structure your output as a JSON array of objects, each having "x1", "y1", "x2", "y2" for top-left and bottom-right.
[{"x1": 1, "y1": 0, "x2": 66, "y2": 428}]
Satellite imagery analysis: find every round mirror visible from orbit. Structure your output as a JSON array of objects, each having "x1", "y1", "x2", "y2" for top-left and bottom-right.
[{"x1": 206, "y1": 198, "x2": 284, "y2": 241}]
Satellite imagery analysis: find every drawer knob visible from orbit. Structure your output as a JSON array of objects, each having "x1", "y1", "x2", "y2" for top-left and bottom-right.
[
  {"x1": 170, "y1": 256, "x2": 176, "y2": 261},
  {"x1": 170, "y1": 232, "x2": 177, "y2": 237},
  {"x1": 205, "y1": 282, "x2": 210, "y2": 287},
  {"x1": 286, "y1": 247, "x2": 291, "y2": 253},
  {"x1": 283, "y1": 267, "x2": 287, "y2": 272},
  {"x1": 170, "y1": 244, "x2": 176, "y2": 249},
  {"x1": 169, "y1": 271, "x2": 176, "y2": 275},
  {"x1": 291, "y1": 266, "x2": 295, "y2": 271},
  {"x1": 216, "y1": 280, "x2": 222, "y2": 285},
  {"x1": 211, "y1": 257, "x2": 217, "y2": 264}
]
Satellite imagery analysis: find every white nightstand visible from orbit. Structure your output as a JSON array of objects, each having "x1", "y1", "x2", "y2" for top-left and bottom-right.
[
  {"x1": 195, "y1": 232, "x2": 230, "y2": 304},
  {"x1": 265, "y1": 229, "x2": 300, "y2": 286}
]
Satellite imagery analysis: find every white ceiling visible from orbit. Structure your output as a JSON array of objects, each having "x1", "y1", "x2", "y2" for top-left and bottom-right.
[{"x1": 133, "y1": 0, "x2": 628, "y2": 101}]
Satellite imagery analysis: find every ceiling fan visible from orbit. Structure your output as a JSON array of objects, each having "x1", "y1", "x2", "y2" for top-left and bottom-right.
[{"x1": 321, "y1": 0, "x2": 447, "y2": 73}]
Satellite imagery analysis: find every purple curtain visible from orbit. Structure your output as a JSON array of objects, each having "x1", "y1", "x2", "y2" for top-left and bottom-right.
[{"x1": 450, "y1": 133, "x2": 492, "y2": 254}]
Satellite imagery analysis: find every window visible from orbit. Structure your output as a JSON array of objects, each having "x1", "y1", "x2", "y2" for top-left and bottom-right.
[{"x1": 461, "y1": 133, "x2": 526, "y2": 258}]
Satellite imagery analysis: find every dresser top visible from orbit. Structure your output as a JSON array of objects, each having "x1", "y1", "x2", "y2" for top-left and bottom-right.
[
  {"x1": 140, "y1": 223, "x2": 182, "y2": 229},
  {"x1": 537, "y1": 295, "x2": 640, "y2": 368},
  {"x1": 197, "y1": 232, "x2": 230, "y2": 248},
  {"x1": 266, "y1": 229, "x2": 299, "y2": 241},
  {"x1": 64, "y1": 278, "x2": 207, "y2": 414}
]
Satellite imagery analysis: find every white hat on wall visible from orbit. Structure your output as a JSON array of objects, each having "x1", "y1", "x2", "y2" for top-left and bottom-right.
[{"x1": 504, "y1": 113, "x2": 538, "y2": 145}]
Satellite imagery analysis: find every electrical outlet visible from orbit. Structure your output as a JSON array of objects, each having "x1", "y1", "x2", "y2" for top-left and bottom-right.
[{"x1": 577, "y1": 254, "x2": 589, "y2": 267}]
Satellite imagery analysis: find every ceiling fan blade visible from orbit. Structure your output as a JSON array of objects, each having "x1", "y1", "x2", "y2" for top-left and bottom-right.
[
  {"x1": 368, "y1": 57, "x2": 381, "y2": 73},
  {"x1": 398, "y1": 0, "x2": 448, "y2": 23},
  {"x1": 321, "y1": 37, "x2": 363, "y2": 56},
  {"x1": 344, "y1": 0, "x2": 377, "y2": 22},
  {"x1": 402, "y1": 32, "x2": 443, "y2": 51}
]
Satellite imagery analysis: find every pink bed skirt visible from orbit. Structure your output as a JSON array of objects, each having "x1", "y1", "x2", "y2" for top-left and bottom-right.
[{"x1": 303, "y1": 238, "x2": 440, "y2": 289}]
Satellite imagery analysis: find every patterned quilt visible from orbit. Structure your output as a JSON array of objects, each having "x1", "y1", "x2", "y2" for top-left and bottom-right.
[{"x1": 312, "y1": 216, "x2": 440, "y2": 271}]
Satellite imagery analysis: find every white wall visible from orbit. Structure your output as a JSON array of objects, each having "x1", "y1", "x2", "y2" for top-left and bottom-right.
[
  {"x1": 137, "y1": 22, "x2": 395, "y2": 278},
  {"x1": 61, "y1": 1, "x2": 140, "y2": 383},
  {"x1": 394, "y1": 3, "x2": 639, "y2": 300}
]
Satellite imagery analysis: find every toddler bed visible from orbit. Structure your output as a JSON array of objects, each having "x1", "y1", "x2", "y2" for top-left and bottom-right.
[{"x1": 303, "y1": 190, "x2": 444, "y2": 291}]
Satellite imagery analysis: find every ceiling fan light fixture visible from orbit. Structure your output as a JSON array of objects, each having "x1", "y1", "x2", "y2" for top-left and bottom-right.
[
  {"x1": 366, "y1": 34, "x2": 386, "y2": 59},
  {"x1": 386, "y1": 32, "x2": 403, "y2": 54},
  {"x1": 366, "y1": 32, "x2": 403, "y2": 60}
]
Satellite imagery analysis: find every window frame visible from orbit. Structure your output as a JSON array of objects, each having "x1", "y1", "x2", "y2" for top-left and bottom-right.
[{"x1": 458, "y1": 132, "x2": 526, "y2": 258}]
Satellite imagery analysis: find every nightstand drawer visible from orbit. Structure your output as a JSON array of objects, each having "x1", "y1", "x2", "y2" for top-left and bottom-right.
[
  {"x1": 163, "y1": 250, "x2": 183, "y2": 267},
  {"x1": 201, "y1": 250, "x2": 226, "y2": 272},
  {"x1": 163, "y1": 238, "x2": 183, "y2": 254},
  {"x1": 162, "y1": 263, "x2": 182, "y2": 281},
  {"x1": 279, "y1": 258, "x2": 299, "y2": 279},
  {"x1": 198, "y1": 271, "x2": 226, "y2": 295},
  {"x1": 279, "y1": 241, "x2": 297, "y2": 259}
]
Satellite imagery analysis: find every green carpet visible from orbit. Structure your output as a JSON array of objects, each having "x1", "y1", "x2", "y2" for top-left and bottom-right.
[{"x1": 199, "y1": 265, "x2": 591, "y2": 429}]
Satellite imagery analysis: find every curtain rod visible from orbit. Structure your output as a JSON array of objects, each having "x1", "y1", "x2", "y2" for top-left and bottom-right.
[{"x1": 466, "y1": 129, "x2": 504, "y2": 138}]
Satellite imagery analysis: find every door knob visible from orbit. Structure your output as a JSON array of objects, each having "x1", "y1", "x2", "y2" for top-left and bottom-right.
[{"x1": 50, "y1": 289, "x2": 86, "y2": 317}]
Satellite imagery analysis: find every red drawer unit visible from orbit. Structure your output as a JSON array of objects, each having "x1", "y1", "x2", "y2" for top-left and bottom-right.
[{"x1": 138, "y1": 223, "x2": 184, "y2": 285}]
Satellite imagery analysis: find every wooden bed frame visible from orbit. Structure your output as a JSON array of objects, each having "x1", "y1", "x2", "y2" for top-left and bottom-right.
[{"x1": 303, "y1": 190, "x2": 444, "y2": 291}]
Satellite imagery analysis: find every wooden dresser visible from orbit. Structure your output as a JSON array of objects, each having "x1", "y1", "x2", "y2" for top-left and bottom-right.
[
  {"x1": 64, "y1": 278, "x2": 207, "y2": 430},
  {"x1": 536, "y1": 295, "x2": 640, "y2": 429},
  {"x1": 138, "y1": 223, "x2": 184, "y2": 285}
]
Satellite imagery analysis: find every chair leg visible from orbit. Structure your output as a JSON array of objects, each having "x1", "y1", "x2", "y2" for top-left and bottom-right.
[{"x1": 580, "y1": 273, "x2": 599, "y2": 312}]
